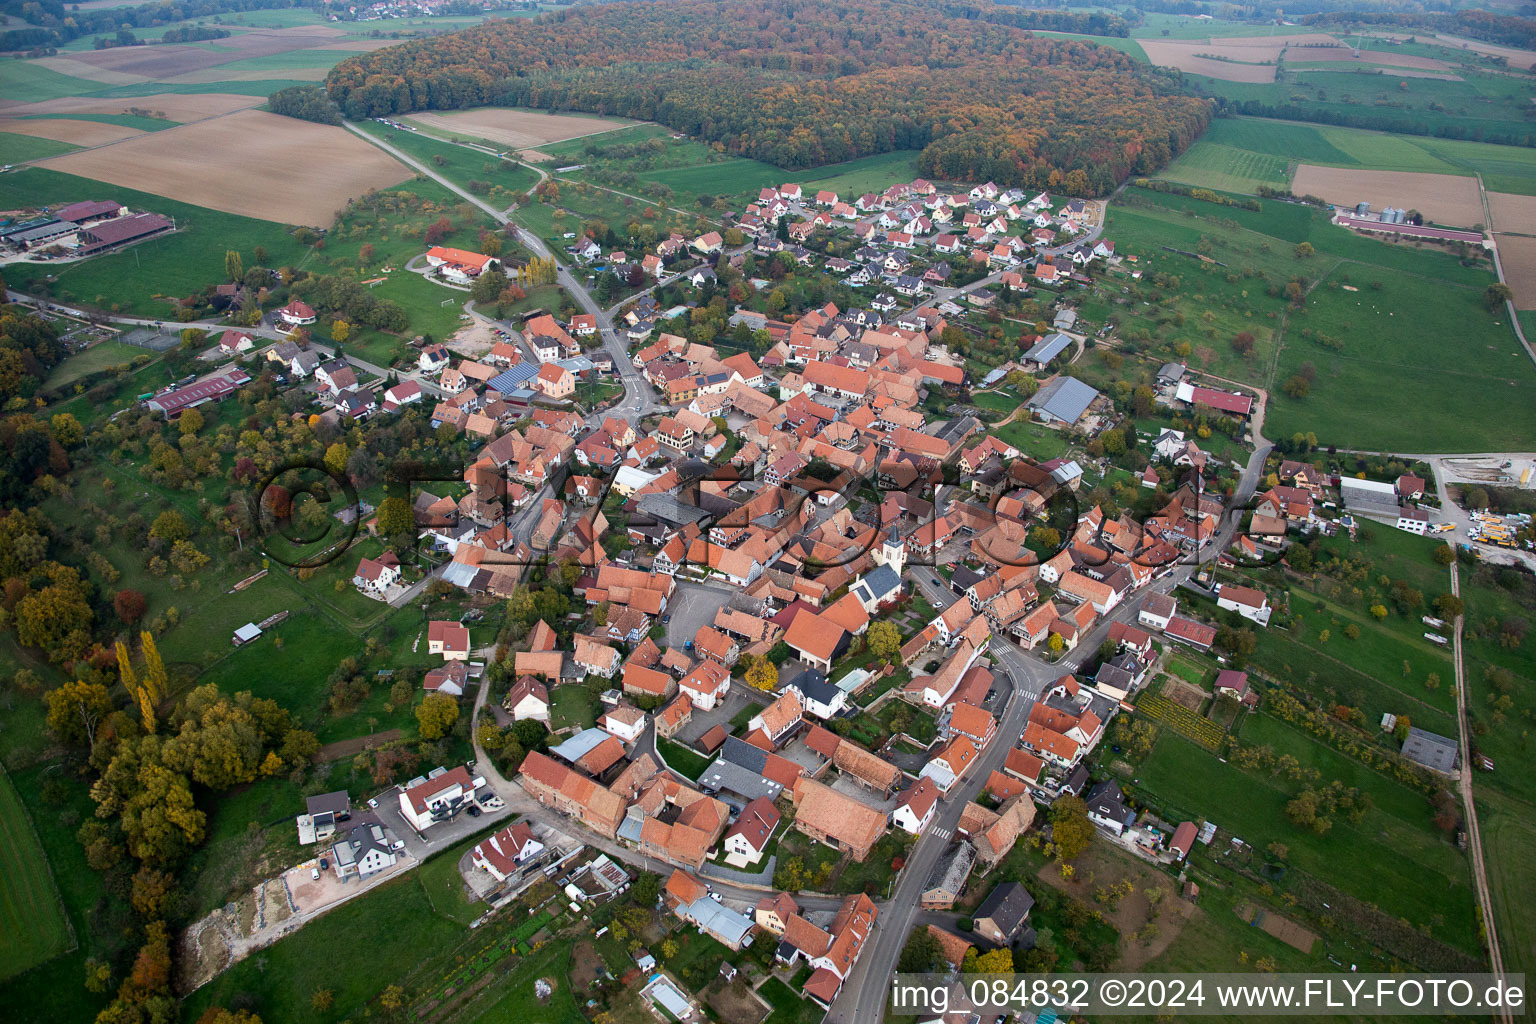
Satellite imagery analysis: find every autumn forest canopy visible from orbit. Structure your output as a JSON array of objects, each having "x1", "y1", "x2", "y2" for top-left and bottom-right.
[{"x1": 324, "y1": 0, "x2": 1213, "y2": 195}]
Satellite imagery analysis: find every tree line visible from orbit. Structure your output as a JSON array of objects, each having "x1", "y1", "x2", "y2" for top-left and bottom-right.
[
  {"x1": 0, "y1": 0, "x2": 301, "y2": 50},
  {"x1": 324, "y1": 0, "x2": 1211, "y2": 195}
]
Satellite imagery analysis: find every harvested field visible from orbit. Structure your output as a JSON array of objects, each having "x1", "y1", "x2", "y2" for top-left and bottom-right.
[
  {"x1": 1494, "y1": 234, "x2": 1536, "y2": 309},
  {"x1": 1291, "y1": 164, "x2": 1484, "y2": 227},
  {"x1": 41, "y1": 109, "x2": 408, "y2": 225},
  {"x1": 406, "y1": 108, "x2": 638, "y2": 149},
  {"x1": 0, "y1": 92, "x2": 262, "y2": 120},
  {"x1": 1137, "y1": 40, "x2": 1278, "y2": 82},
  {"x1": 1488, "y1": 191, "x2": 1536, "y2": 234},
  {"x1": 30, "y1": 55, "x2": 147, "y2": 85},
  {"x1": 165, "y1": 67, "x2": 332, "y2": 83},
  {"x1": 519, "y1": 148, "x2": 554, "y2": 162},
  {"x1": 0, "y1": 117, "x2": 143, "y2": 146},
  {"x1": 1433, "y1": 33, "x2": 1536, "y2": 71},
  {"x1": 1290, "y1": 46, "x2": 1452, "y2": 70},
  {"x1": 1236, "y1": 902, "x2": 1319, "y2": 953}
]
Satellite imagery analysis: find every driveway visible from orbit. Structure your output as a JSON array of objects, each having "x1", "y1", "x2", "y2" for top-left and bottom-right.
[{"x1": 368, "y1": 784, "x2": 513, "y2": 860}]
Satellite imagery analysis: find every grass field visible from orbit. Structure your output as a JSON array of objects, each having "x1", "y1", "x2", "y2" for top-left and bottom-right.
[
  {"x1": 0, "y1": 767, "x2": 72, "y2": 982},
  {"x1": 1163, "y1": 116, "x2": 1536, "y2": 197},
  {"x1": 42, "y1": 340, "x2": 148, "y2": 388},
  {"x1": 1267, "y1": 261, "x2": 1536, "y2": 451},
  {"x1": 0, "y1": 130, "x2": 79, "y2": 162},
  {"x1": 0, "y1": 60, "x2": 104, "y2": 103},
  {"x1": 1479, "y1": 792, "x2": 1536, "y2": 982},
  {"x1": 19, "y1": 110, "x2": 177, "y2": 131},
  {"x1": 1103, "y1": 185, "x2": 1532, "y2": 451},
  {"x1": 3, "y1": 166, "x2": 313, "y2": 318},
  {"x1": 185, "y1": 870, "x2": 466, "y2": 1023},
  {"x1": 1131, "y1": 722, "x2": 1480, "y2": 955}
]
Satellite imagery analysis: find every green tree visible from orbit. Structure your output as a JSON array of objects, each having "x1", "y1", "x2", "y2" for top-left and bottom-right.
[
  {"x1": 50, "y1": 412, "x2": 84, "y2": 447},
  {"x1": 1282, "y1": 374, "x2": 1311, "y2": 399},
  {"x1": 416, "y1": 693, "x2": 459, "y2": 739},
  {"x1": 744, "y1": 655, "x2": 778, "y2": 691},
  {"x1": 45, "y1": 680, "x2": 112, "y2": 748},
  {"x1": 898, "y1": 926, "x2": 942, "y2": 972},
  {"x1": 178, "y1": 407, "x2": 204, "y2": 436},
  {"x1": 149, "y1": 510, "x2": 189, "y2": 545},
  {"x1": 324, "y1": 442, "x2": 349, "y2": 478},
  {"x1": 867, "y1": 620, "x2": 901, "y2": 659},
  {"x1": 225, "y1": 249, "x2": 243, "y2": 283},
  {"x1": 1293, "y1": 242, "x2": 1314, "y2": 259},
  {"x1": 1484, "y1": 282, "x2": 1514, "y2": 311},
  {"x1": 376, "y1": 496, "x2": 414, "y2": 536},
  {"x1": 1433, "y1": 545, "x2": 1455, "y2": 566},
  {"x1": 1049, "y1": 795, "x2": 1094, "y2": 861}
]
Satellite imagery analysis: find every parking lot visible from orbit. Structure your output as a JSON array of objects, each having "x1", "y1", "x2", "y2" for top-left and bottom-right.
[{"x1": 368, "y1": 785, "x2": 512, "y2": 860}]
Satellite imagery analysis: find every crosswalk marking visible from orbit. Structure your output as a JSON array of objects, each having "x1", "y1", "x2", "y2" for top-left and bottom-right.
[{"x1": 931, "y1": 826, "x2": 951, "y2": 840}]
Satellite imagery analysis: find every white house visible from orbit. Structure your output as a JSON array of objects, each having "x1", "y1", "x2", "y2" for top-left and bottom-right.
[
  {"x1": 891, "y1": 777, "x2": 939, "y2": 835},
  {"x1": 919, "y1": 737, "x2": 977, "y2": 794},
  {"x1": 331, "y1": 823, "x2": 397, "y2": 880},
  {"x1": 398, "y1": 766, "x2": 481, "y2": 833},
  {"x1": 1139, "y1": 593, "x2": 1176, "y2": 632},
  {"x1": 353, "y1": 552, "x2": 401, "y2": 592},
  {"x1": 784, "y1": 669, "x2": 848, "y2": 720},
  {"x1": 278, "y1": 299, "x2": 316, "y2": 327},
  {"x1": 383, "y1": 380, "x2": 424, "y2": 409},
  {"x1": 1215, "y1": 584, "x2": 1271, "y2": 627},
  {"x1": 600, "y1": 704, "x2": 647, "y2": 745},
  {"x1": 471, "y1": 822, "x2": 544, "y2": 881},
  {"x1": 1396, "y1": 507, "x2": 1431, "y2": 535},
  {"x1": 218, "y1": 331, "x2": 254, "y2": 355},
  {"x1": 722, "y1": 797, "x2": 780, "y2": 865},
  {"x1": 505, "y1": 676, "x2": 550, "y2": 723},
  {"x1": 419, "y1": 345, "x2": 451, "y2": 374}
]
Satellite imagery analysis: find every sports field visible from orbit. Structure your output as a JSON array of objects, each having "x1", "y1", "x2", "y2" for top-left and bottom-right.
[{"x1": 0, "y1": 767, "x2": 72, "y2": 981}]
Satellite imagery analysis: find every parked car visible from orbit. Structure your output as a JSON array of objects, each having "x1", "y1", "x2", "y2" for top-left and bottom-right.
[
  {"x1": 466, "y1": 804, "x2": 481, "y2": 818},
  {"x1": 310, "y1": 867, "x2": 320, "y2": 880}
]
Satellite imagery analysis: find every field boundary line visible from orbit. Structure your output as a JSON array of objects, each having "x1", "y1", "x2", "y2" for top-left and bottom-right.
[{"x1": 0, "y1": 762, "x2": 78, "y2": 974}]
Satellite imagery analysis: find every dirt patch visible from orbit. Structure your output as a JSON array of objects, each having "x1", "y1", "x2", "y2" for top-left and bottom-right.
[
  {"x1": 406, "y1": 108, "x2": 637, "y2": 149},
  {"x1": 1138, "y1": 40, "x2": 1278, "y2": 82},
  {"x1": 1236, "y1": 901, "x2": 1319, "y2": 953},
  {"x1": 1488, "y1": 191, "x2": 1536, "y2": 235},
  {"x1": 0, "y1": 93, "x2": 262, "y2": 120},
  {"x1": 1291, "y1": 164, "x2": 1484, "y2": 228},
  {"x1": 40, "y1": 108, "x2": 409, "y2": 226},
  {"x1": 703, "y1": 978, "x2": 770, "y2": 1024},
  {"x1": 448, "y1": 320, "x2": 499, "y2": 356},
  {"x1": 1034, "y1": 844, "x2": 1195, "y2": 970},
  {"x1": 519, "y1": 148, "x2": 554, "y2": 162},
  {"x1": 1164, "y1": 679, "x2": 1208, "y2": 712},
  {"x1": 1494, "y1": 234, "x2": 1536, "y2": 309},
  {"x1": 0, "y1": 117, "x2": 143, "y2": 146},
  {"x1": 311, "y1": 728, "x2": 404, "y2": 762},
  {"x1": 569, "y1": 941, "x2": 602, "y2": 992}
]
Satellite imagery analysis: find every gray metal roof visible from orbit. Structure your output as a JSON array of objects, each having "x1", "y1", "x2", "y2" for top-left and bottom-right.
[
  {"x1": 1023, "y1": 332, "x2": 1072, "y2": 364},
  {"x1": 697, "y1": 759, "x2": 783, "y2": 802},
  {"x1": 550, "y1": 727, "x2": 613, "y2": 765},
  {"x1": 852, "y1": 564, "x2": 902, "y2": 604},
  {"x1": 1402, "y1": 727, "x2": 1459, "y2": 774},
  {"x1": 1026, "y1": 376, "x2": 1099, "y2": 424}
]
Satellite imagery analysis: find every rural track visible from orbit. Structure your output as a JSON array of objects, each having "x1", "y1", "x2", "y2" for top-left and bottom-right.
[
  {"x1": 1474, "y1": 171, "x2": 1536, "y2": 370},
  {"x1": 1447, "y1": 556, "x2": 1514, "y2": 1024}
]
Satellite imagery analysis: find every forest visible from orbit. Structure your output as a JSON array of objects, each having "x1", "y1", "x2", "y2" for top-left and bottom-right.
[
  {"x1": 324, "y1": 0, "x2": 1211, "y2": 195},
  {"x1": 0, "y1": 0, "x2": 302, "y2": 49},
  {"x1": 1304, "y1": 8, "x2": 1536, "y2": 50}
]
